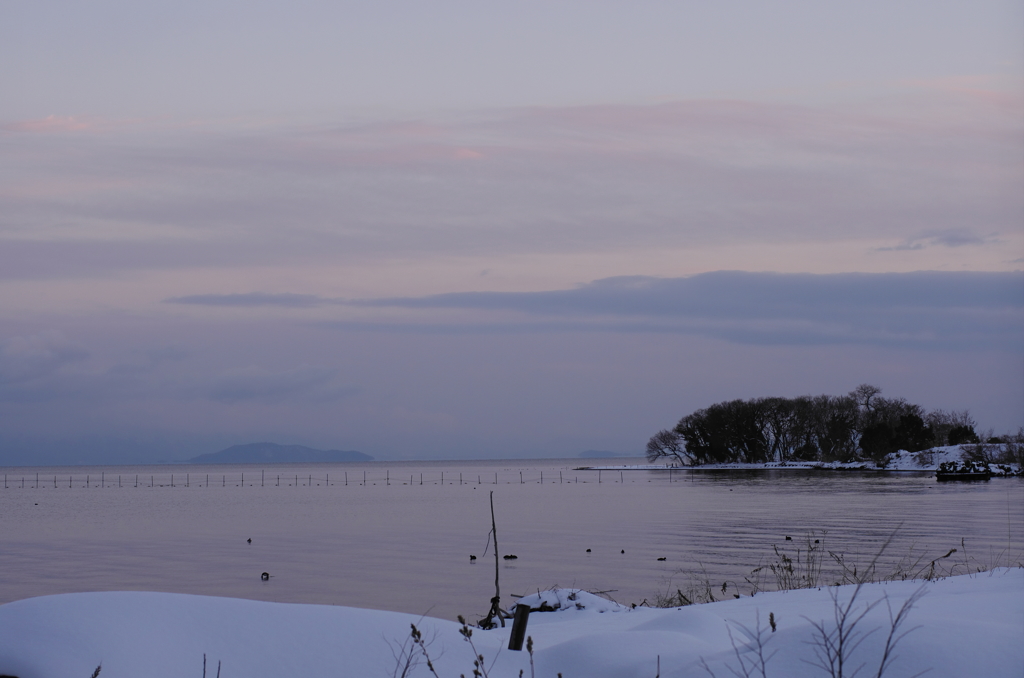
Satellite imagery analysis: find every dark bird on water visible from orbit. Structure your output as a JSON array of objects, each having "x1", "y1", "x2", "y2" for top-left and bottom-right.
[
  {"x1": 503, "y1": 554, "x2": 518, "y2": 560},
  {"x1": 785, "y1": 536, "x2": 792, "y2": 541},
  {"x1": 621, "y1": 549, "x2": 625, "y2": 554},
  {"x1": 586, "y1": 548, "x2": 591, "y2": 552},
  {"x1": 657, "y1": 557, "x2": 667, "y2": 561},
  {"x1": 470, "y1": 555, "x2": 476, "y2": 561},
  {"x1": 260, "y1": 572, "x2": 270, "y2": 581},
  {"x1": 247, "y1": 538, "x2": 252, "y2": 544}
]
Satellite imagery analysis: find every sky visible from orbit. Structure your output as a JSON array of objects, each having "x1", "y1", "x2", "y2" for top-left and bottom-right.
[{"x1": 1, "y1": 1, "x2": 1022, "y2": 464}]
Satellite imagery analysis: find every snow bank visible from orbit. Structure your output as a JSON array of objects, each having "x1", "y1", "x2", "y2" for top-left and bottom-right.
[
  {"x1": 1, "y1": 570, "x2": 1020, "y2": 678},
  {"x1": 586, "y1": 445, "x2": 1022, "y2": 474}
]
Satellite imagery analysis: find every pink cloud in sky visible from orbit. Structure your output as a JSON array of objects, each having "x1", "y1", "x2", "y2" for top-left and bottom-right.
[{"x1": 3, "y1": 115, "x2": 92, "y2": 133}]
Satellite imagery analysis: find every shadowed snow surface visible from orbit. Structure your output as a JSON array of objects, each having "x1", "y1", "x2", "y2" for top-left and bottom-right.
[{"x1": 0, "y1": 570, "x2": 1020, "y2": 677}]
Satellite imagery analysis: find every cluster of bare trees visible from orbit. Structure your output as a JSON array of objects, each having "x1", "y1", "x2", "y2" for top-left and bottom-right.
[{"x1": 646, "y1": 385, "x2": 980, "y2": 466}]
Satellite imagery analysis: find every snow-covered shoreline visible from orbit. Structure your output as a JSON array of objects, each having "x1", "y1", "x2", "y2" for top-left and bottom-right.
[
  {"x1": 0, "y1": 569, "x2": 1020, "y2": 678},
  {"x1": 580, "y1": 445, "x2": 1023, "y2": 474}
]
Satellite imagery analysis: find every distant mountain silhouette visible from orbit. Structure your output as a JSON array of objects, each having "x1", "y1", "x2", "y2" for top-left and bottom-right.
[{"x1": 190, "y1": 443, "x2": 372, "y2": 464}]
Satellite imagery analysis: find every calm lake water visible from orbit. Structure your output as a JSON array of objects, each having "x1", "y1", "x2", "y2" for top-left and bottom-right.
[{"x1": 2, "y1": 458, "x2": 1021, "y2": 622}]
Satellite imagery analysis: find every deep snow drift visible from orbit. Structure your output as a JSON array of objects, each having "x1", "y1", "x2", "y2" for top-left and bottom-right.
[{"x1": 0, "y1": 569, "x2": 1020, "y2": 678}]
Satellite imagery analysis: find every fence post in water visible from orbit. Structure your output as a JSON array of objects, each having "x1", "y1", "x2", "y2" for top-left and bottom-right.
[
  {"x1": 136, "y1": 475, "x2": 139, "y2": 488},
  {"x1": 54, "y1": 475, "x2": 57, "y2": 488},
  {"x1": 460, "y1": 473, "x2": 462, "y2": 485},
  {"x1": 441, "y1": 471, "x2": 443, "y2": 484},
  {"x1": 345, "y1": 472, "x2": 348, "y2": 486},
  {"x1": 520, "y1": 472, "x2": 523, "y2": 484},
  {"x1": 171, "y1": 474, "x2": 174, "y2": 488},
  {"x1": 87, "y1": 475, "x2": 89, "y2": 488},
  {"x1": 598, "y1": 470, "x2": 601, "y2": 484},
  {"x1": 420, "y1": 473, "x2": 423, "y2": 485},
  {"x1": 387, "y1": 470, "x2": 389, "y2": 486},
  {"x1": 495, "y1": 472, "x2": 498, "y2": 485},
  {"x1": 363, "y1": 471, "x2": 365, "y2": 486},
  {"x1": 37, "y1": 472, "x2": 40, "y2": 488},
  {"x1": 560, "y1": 471, "x2": 562, "y2": 484},
  {"x1": 187, "y1": 474, "x2": 189, "y2": 488},
  {"x1": 262, "y1": 470, "x2": 264, "y2": 487},
  {"x1": 620, "y1": 471, "x2": 623, "y2": 484},
  {"x1": 118, "y1": 475, "x2": 121, "y2": 488},
  {"x1": 309, "y1": 474, "x2": 311, "y2": 487}
]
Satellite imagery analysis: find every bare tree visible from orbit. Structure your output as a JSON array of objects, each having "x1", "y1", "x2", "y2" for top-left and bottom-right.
[{"x1": 646, "y1": 429, "x2": 689, "y2": 465}]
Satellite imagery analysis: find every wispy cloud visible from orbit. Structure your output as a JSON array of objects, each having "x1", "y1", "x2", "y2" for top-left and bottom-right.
[
  {"x1": 166, "y1": 293, "x2": 334, "y2": 308},
  {"x1": 182, "y1": 271, "x2": 1023, "y2": 350}
]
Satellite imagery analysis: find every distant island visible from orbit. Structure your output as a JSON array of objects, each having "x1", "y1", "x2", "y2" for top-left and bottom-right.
[
  {"x1": 189, "y1": 443, "x2": 372, "y2": 464},
  {"x1": 577, "y1": 450, "x2": 631, "y2": 458}
]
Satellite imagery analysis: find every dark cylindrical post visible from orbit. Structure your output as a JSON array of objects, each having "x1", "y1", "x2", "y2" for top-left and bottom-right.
[
  {"x1": 495, "y1": 472, "x2": 498, "y2": 485},
  {"x1": 508, "y1": 605, "x2": 530, "y2": 651},
  {"x1": 598, "y1": 470, "x2": 601, "y2": 484},
  {"x1": 363, "y1": 471, "x2": 366, "y2": 486},
  {"x1": 620, "y1": 471, "x2": 623, "y2": 483},
  {"x1": 560, "y1": 471, "x2": 563, "y2": 484},
  {"x1": 520, "y1": 471, "x2": 523, "y2": 484},
  {"x1": 171, "y1": 474, "x2": 174, "y2": 488},
  {"x1": 441, "y1": 471, "x2": 444, "y2": 484},
  {"x1": 309, "y1": 474, "x2": 311, "y2": 486},
  {"x1": 187, "y1": 474, "x2": 189, "y2": 488},
  {"x1": 420, "y1": 473, "x2": 423, "y2": 485},
  {"x1": 459, "y1": 473, "x2": 462, "y2": 485},
  {"x1": 101, "y1": 472, "x2": 104, "y2": 488},
  {"x1": 540, "y1": 471, "x2": 543, "y2": 484},
  {"x1": 37, "y1": 472, "x2": 40, "y2": 488},
  {"x1": 387, "y1": 470, "x2": 389, "y2": 486},
  {"x1": 118, "y1": 475, "x2": 121, "y2": 488},
  {"x1": 241, "y1": 473, "x2": 244, "y2": 486},
  {"x1": 136, "y1": 475, "x2": 139, "y2": 488},
  {"x1": 87, "y1": 475, "x2": 89, "y2": 488},
  {"x1": 262, "y1": 470, "x2": 264, "y2": 487},
  {"x1": 345, "y1": 472, "x2": 348, "y2": 486}
]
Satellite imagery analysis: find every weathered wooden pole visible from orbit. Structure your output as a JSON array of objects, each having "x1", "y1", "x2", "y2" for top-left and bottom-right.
[
  {"x1": 490, "y1": 491, "x2": 505, "y2": 627},
  {"x1": 508, "y1": 604, "x2": 530, "y2": 650}
]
